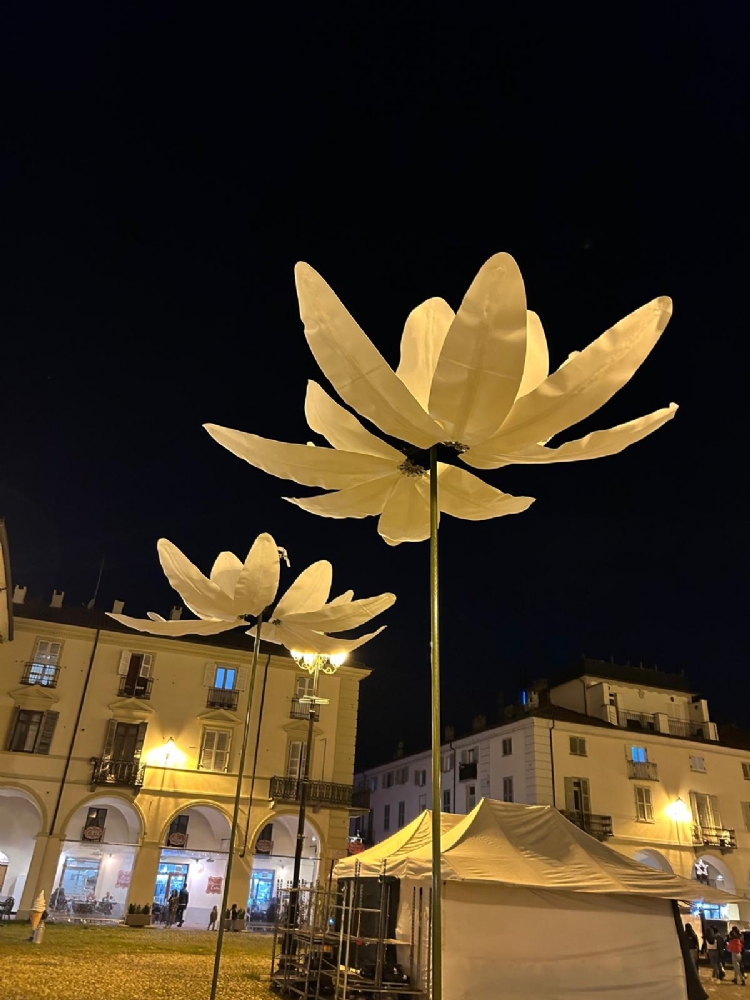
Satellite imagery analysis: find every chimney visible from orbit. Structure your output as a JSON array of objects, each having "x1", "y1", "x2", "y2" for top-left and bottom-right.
[
  {"x1": 169, "y1": 605, "x2": 183, "y2": 621},
  {"x1": 444, "y1": 725, "x2": 455, "y2": 742},
  {"x1": 50, "y1": 590, "x2": 64, "y2": 608},
  {"x1": 471, "y1": 714, "x2": 486, "y2": 732},
  {"x1": 112, "y1": 599, "x2": 125, "y2": 614},
  {"x1": 13, "y1": 585, "x2": 27, "y2": 604}
]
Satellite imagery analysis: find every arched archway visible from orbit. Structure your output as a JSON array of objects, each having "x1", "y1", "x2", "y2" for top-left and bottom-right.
[
  {"x1": 633, "y1": 849, "x2": 674, "y2": 873},
  {"x1": 0, "y1": 787, "x2": 43, "y2": 904},
  {"x1": 247, "y1": 811, "x2": 323, "y2": 922},
  {"x1": 693, "y1": 853, "x2": 736, "y2": 894}
]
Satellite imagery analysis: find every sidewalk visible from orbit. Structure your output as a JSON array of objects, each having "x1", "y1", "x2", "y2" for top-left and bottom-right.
[{"x1": 703, "y1": 972, "x2": 748, "y2": 997}]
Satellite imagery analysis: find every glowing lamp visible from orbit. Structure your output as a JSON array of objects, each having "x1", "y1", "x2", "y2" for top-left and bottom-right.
[{"x1": 665, "y1": 797, "x2": 692, "y2": 823}]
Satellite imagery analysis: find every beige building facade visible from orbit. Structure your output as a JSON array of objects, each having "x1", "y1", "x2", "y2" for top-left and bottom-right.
[{"x1": 0, "y1": 593, "x2": 368, "y2": 925}]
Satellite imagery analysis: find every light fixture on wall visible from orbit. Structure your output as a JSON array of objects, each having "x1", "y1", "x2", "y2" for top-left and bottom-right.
[{"x1": 665, "y1": 797, "x2": 692, "y2": 823}]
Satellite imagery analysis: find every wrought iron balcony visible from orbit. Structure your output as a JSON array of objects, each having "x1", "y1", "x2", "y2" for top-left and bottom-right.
[
  {"x1": 618, "y1": 709, "x2": 656, "y2": 733},
  {"x1": 90, "y1": 757, "x2": 145, "y2": 790},
  {"x1": 627, "y1": 760, "x2": 659, "y2": 780},
  {"x1": 692, "y1": 825, "x2": 736, "y2": 850},
  {"x1": 269, "y1": 775, "x2": 368, "y2": 810},
  {"x1": 206, "y1": 687, "x2": 239, "y2": 710},
  {"x1": 561, "y1": 810, "x2": 613, "y2": 839},
  {"x1": 668, "y1": 718, "x2": 709, "y2": 740},
  {"x1": 290, "y1": 696, "x2": 311, "y2": 720},
  {"x1": 458, "y1": 761, "x2": 477, "y2": 781},
  {"x1": 21, "y1": 662, "x2": 60, "y2": 688},
  {"x1": 118, "y1": 676, "x2": 153, "y2": 700}
]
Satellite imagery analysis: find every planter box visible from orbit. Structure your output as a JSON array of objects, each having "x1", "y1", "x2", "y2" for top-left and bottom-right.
[
  {"x1": 232, "y1": 919, "x2": 244, "y2": 932},
  {"x1": 125, "y1": 914, "x2": 151, "y2": 927}
]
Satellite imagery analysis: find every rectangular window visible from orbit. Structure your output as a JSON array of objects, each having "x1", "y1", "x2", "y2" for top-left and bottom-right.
[
  {"x1": 630, "y1": 746, "x2": 648, "y2": 763},
  {"x1": 398, "y1": 801, "x2": 405, "y2": 828},
  {"x1": 503, "y1": 777, "x2": 514, "y2": 802},
  {"x1": 285, "y1": 740, "x2": 308, "y2": 778},
  {"x1": 199, "y1": 729, "x2": 231, "y2": 772},
  {"x1": 395, "y1": 766, "x2": 409, "y2": 785},
  {"x1": 414, "y1": 769, "x2": 427, "y2": 786},
  {"x1": 441, "y1": 754, "x2": 453, "y2": 773},
  {"x1": 501, "y1": 737, "x2": 513, "y2": 757},
  {"x1": 466, "y1": 785, "x2": 477, "y2": 810},
  {"x1": 461, "y1": 748, "x2": 477, "y2": 764},
  {"x1": 214, "y1": 665, "x2": 237, "y2": 690},
  {"x1": 690, "y1": 791, "x2": 721, "y2": 831},
  {"x1": 635, "y1": 786, "x2": 654, "y2": 822},
  {"x1": 418, "y1": 794, "x2": 427, "y2": 812},
  {"x1": 569, "y1": 736, "x2": 587, "y2": 756},
  {"x1": 689, "y1": 755, "x2": 706, "y2": 772},
  {"x1": 383, "y1": 771, "x2": 394, "y2": 788},
  {"x1": 8, "y1": 709, "x2": 59, "y2": 754},
  {"x1": 27, "y1": 639, "x2": 62, "y2": 685},
  {"x1": 83, "y1": 807, "x2": 107, "y2": 840},
  {"x1": 443, "y1": 789, "x2": 451, "y2": 813},
  {"x1": 295, "y1": 674, "x2": 314, "y2": 699},
  {"x1": 742, "y1": 803, "x2": 750, "y2": 833},
  {"x1": 383, "y1": 804, "x2": 390, "y2": 831},
  {"x1": 167, "y1": 814, "x2": 190, "y2": 846},
  {"x1": 367, "y1": 775, "x2": 378, "y2": 792},
  {"x1": 564, "y1": 777, "x2": 591, "y2": 815},
  {"x1": 742, "y1": 763, "x2": 750, "y2": 780}
]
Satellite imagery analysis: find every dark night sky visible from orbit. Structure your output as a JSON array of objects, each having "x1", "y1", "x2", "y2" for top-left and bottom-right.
[{"x1": 1, "y1": 3, "x2": 748, "y2": 768}]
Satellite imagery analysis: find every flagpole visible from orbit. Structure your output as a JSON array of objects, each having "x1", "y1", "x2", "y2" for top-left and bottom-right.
[{"x1": 429, "y1": 446, "x2": 442, "y2": 1000}]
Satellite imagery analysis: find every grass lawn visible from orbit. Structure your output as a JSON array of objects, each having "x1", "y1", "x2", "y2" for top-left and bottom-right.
[{"x1": 0, "y1": 923, "x2": 276, "y2": 1000}]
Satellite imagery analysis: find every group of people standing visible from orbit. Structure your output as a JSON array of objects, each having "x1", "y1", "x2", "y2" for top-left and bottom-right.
[
  {"x1": 685, "y1": 923, "x2": 747, "y2": 986},
  {"x1": 163, "y1": 886, "x2": 189, "y2": 927}
]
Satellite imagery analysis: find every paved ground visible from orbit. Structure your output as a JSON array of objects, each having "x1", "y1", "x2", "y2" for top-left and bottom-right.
[
  {"x1": 0, "y1": 923, "x2": 276, "y2": 1000},
  {"x1": 703, "y1": 970, "x2": 750, "y2": 998}
]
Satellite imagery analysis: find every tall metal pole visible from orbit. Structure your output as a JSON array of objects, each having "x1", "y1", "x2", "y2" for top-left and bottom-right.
[
  {"x1": 288, "y1": 662, "x2": 320, "y2": 936},
  {"x1": 208, "y1": 617, "x2": 263, "y2": 1000},
  {"x1": 429, "y1": 446, "x2": 442, "y2": 1000}
]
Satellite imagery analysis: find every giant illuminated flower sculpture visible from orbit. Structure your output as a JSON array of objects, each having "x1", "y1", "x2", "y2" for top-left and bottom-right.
[
  {"x1": 206, "y1": 254, "x2": 675, "y2": 544},
  {"x1": 109, "y1": 534, "x2": 395, "y2": 653}
]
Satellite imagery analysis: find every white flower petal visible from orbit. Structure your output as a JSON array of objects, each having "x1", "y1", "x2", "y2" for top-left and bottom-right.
[
  {"x1": 464, "y1": 404, "x2": 678, "y2": 469},
  {"x1": 378, "y1": 475, "x2": 431, "y2": 546},
  {"x1": 109, "y1": 613, "x2": 236, "y2": 636},
  {"x1": 271, "y1": 621, "x2": 387, "y2": 655},
  {"x1": 485, "y1": 296, "x2": 673, "y2": 453},
  {"x1": 517, "y1": 311, "x2": 549, "y2": 397},
  {"x1": 205, "y1": 424, "x2": 396, "y2": 489},
  {"x1": 396, "y1": 297, "x2": 455, "y2": 409},
  {"x1": 273, "y1": 560, "x2": 333, "y2": 619},
  {"x1": 305, "y1": 381, "x2": 403, "y2": 460},
  {"x1": 327, "y1": 590, "x2": 354, "y2": 605},
  {"x1": 295, "y1": 262, "x2": 444, "y2": 448},
  {"x1": 428, "y1": 253, "x2": 528, "y2": 446},
  {"x1": 283, "y1": 592, "x2": 396, "y2": 631},
  {"x1": 210, "y1": 551, "x2": 243, "y2": 596},
  {"x1": 246, "y1": 620, "x2": 284, "y2": 644},
  {"x1": 284, "y1": 474, "x2": 399, "y2": 519},
  {"x1": 436, "y1": 463, "x2": 535, "y2": 520},
  {"x1": 157, "y1": 539, "x2": 238, "y2": 620},
  {"x1": 234, "y1": 532, "x2": 281, "y2": 616}
]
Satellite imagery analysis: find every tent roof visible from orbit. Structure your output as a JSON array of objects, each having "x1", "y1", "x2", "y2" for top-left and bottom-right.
[{"x1": 336, "y1": 798, "x2": 738, "y2": 903}]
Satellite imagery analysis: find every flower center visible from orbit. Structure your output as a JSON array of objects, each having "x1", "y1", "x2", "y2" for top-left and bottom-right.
[{"x1": 398, "y1": 458, "x2": 428, "y2": 478}]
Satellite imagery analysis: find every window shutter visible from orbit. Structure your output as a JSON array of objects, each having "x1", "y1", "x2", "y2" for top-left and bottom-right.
[
  {"x1": 215, "y1": 730, "x2": 230, "y2": 772},
  {"x1": 689, "y1": 791, "x2": 699, "y2": 825},
  {"x1": 139, "y1": 654, "x2": 153, "y2": 678},
  {"x1": 132, "y1": 722, "x2": 148, "y2": 762},
  {"x1": 5, "y1": 707, "x2": 21, "y2": 751},
  {"x1": 742, "y1": 803, "x2": 750, "y2": 832},
  {"x1": 102, "y1": 719, "x2": 118, "y2": 758},
  {"x1": 118, "y1": 651, "x2": 132, "y2": 676},
  {"x1": 199, "y1": 729, "x2": 216, "y2": 769},
  {"x1": 235, "y1": 668, "x2": 248, "y2": 692},
  {"x1": 564, "y1": 777, "x2": 576, "y2": 812},
  {"x1": 709, "y1": 794, "x2": 722, "y2": 829},
  {"x1": 203, "y1": 663, "x2": 216, "y2": 687},
  {"x1": 34, "y1": 711, "x2": 59, "y2": 755}
]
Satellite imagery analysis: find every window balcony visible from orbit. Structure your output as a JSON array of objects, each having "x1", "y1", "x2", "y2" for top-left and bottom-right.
[
  {"x1": 21, "y1": 662, "x2": 60, "y2": 688},
  {"x1": 618, "y1": 709, "x2": 656, "y2": 732},
  {"x1": 627, "y1": 761, "x2": 659, "y2": 780},
  {"x1": 458, "y1": 761, "x2": 477, "y2": 781},
  {"x1": 668, "y1": 718, "x2": 709, "y2": 740},
  {"x1": 117, "y1": 676, "x2": 153, "y2": 700},
  {"x1": 269, "y1": 776, "x2": 368, "y2": 811},
  {"x1": 290, "y1": 696, "x2": 311, "y2": 720},
  {"x1": 691, "y1": 825, "x2": 736, "y2": 850},
  {"x1": 206, "y1": 687, "x2": 239, "y2": 710},
  {"x1": 90, "y1": 758, "x2": 145, "y2": 790},
  {"x1": 561, "y1": 810, "x2": 614, "y2": 839}
]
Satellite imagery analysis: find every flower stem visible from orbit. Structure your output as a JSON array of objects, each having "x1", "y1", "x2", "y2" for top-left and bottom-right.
[
  {"x1": 209, "y1": 615, "x2": 263, "y2": 1000},
  {"x1": 429, "y1": 445, "x2": 442, "y2": 1000}
]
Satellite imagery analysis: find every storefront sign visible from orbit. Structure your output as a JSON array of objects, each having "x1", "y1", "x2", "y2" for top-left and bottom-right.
[
  {"x1": 207, "y1": 876, "x2": 223, "y2": 894},
  {"x1": 255, "y1": 838, "x2": 273, "y2": 855},
  {"x1": 116, "y1": 869, "x2": 131, "y2": 888}
]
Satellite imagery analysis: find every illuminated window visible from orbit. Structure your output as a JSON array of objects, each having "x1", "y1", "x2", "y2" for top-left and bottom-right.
[{"x1": 630, "y1": 746, "x2": 648, "y2": 763}]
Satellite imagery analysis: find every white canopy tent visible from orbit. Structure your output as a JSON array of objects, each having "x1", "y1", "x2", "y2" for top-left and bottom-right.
[{"x1": 336, "y1": 799, "x2": 732, "y2": 999}]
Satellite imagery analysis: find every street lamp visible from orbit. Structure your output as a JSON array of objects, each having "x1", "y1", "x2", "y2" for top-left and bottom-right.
[{"x1": 287, "y1": 650, "x2": 347, "y2": 933}]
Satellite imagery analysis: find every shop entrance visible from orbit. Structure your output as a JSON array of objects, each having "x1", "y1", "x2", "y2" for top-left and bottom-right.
[{"x1": 154, "y1": 863, "x2": 188, "y2": 908}]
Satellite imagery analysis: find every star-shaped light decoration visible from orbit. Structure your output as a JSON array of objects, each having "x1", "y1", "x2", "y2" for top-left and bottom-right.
[
  {"x1": 205, "y1": 253, "x2": 676, "y2": 544},
  {"x1": 109, "y1": 533, "x2": 395, "y2": 654}
]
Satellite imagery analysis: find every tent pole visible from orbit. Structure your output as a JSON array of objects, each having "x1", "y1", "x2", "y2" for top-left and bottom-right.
[{"x1": 429, "y1": 445, "x2": 442, "y2": 1000}]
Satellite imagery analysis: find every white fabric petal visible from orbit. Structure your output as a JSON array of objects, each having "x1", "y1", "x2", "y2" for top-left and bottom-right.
[
  {"x1": 268, "y1": 621, "x2": 387, "y2": 655},
  {"x1": 247, "y1": 620, "x2": 284, "y2": 645},
  {"x1": 378, "y1": 475, "x2": 431, "y2": 546},
  {"x1": 305, "y1": 381, "x2": 403, "y2": 460},
  {"x1": 517, "y1": 311, "x2": 549, "y2": 398},
  {"x1": 147, "y1": 612, "x2": 166, "y2": 621},
  {"x1": 396, "y1": 297, "x2": 455, "y2": 409},
  {"x1": 210, "y1": 551, "x2": 243, "y2": 597},
  {"x1": 157, "y1": 539, "x2": 237, "y2": 620},
  {"x1": 327, "y1": 590, "x2": 354, "y2": 605},
  {"x1": 428, "y1": 253, "x2": 528, "y2": 446},
  {"x1": 483, "y1": 296, "x2": 673, "y2": 454},
  {"x1": 295, "y1": 262, "x2": 444, "y2": 448},
  {"x1": 204, "y1": 424, "x2": 396, "y2": 489},
  {"x1": 234, "y1": 532, "x2": 281, "y2": 616},
  {"x1": 435, "y1": 464, "x2": 535, "y2": 520},
  {"x1": 463, "y1": 404, "x2": 678, "y2": 469},
  {"x1": 284, "y1": 473, "x2": 399, "y2": 519},
  {"x1": 109, "y1": 613, "x2": 236, "y2": 637},
  {"x1": 273, "y1": 560, "x2": 333, "y2": 619},
  {"x1": 282, "y1": 592, "x2": 396, "y2": 631}
]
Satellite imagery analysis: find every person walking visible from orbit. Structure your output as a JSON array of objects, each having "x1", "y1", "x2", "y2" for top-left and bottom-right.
[
  {"x1": 685, "y1": 923, "x2": 700, "y2": 971},
  {"x1": 208, "y1": 905, "x2": 218, "y2": 931},
  {"x1": 176, "y1": 884, "x2": 189, "y2": 927},
  {"x1": 728, "y1": 927, "x2": 746, "y2": 985},
  {"x1": 705, "y1": 927, "x2": 723, "y2": 980},
  {"x1": 166, "y1": 889, "x2": 179, "y2": 927}
]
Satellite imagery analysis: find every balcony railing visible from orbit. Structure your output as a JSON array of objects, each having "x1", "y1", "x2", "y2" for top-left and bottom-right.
[
  {"x1": 668, "y1": 718, "x2": 708, "y2": 740},
  {"x1": 269, "y1": 775, "x2": 369, "y2": 811},
  {"x1": 206, "y1": 687, "x2": 239, "y2": 710},
  {"x1": 117, "y1": 676, "x2": 153, "y2": 700},
  {"x1": 618, "y1": 709, "x2": 656, "y2": 732},
  {"x1": 627, "y1": 760, "x2": 659, "y2": 781},
  {"x1": 692, "y1": 825, "x2": 736, "y2": 850},
  {"x1": 458, "y1": 761, "x2": 478, "y2": 781},
  {"x1": 561, "y1": 810, "x2": 614, "y2": 839},
  {"x1": 90, "y1": 758, "x2": 145, "y2": 790},
  {"x1": 290, "y1": 696, "x2": 311, "y2": 720},
  {"x1": 21, "y1": 662, "x2": 60, "y2": 688}
]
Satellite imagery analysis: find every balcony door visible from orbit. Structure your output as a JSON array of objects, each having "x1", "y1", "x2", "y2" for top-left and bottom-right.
[
  {"x1": 565, "y1": 777, "x2": 591, "y2": 815},
  {"x1": 690, "y1": 791, "x2": 721, "y2": 830}
]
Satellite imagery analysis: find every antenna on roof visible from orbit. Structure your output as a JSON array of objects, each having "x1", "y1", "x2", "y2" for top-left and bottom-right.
[{"x1": 86, "y1": 556, "x2": 105, "y2": 610}]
